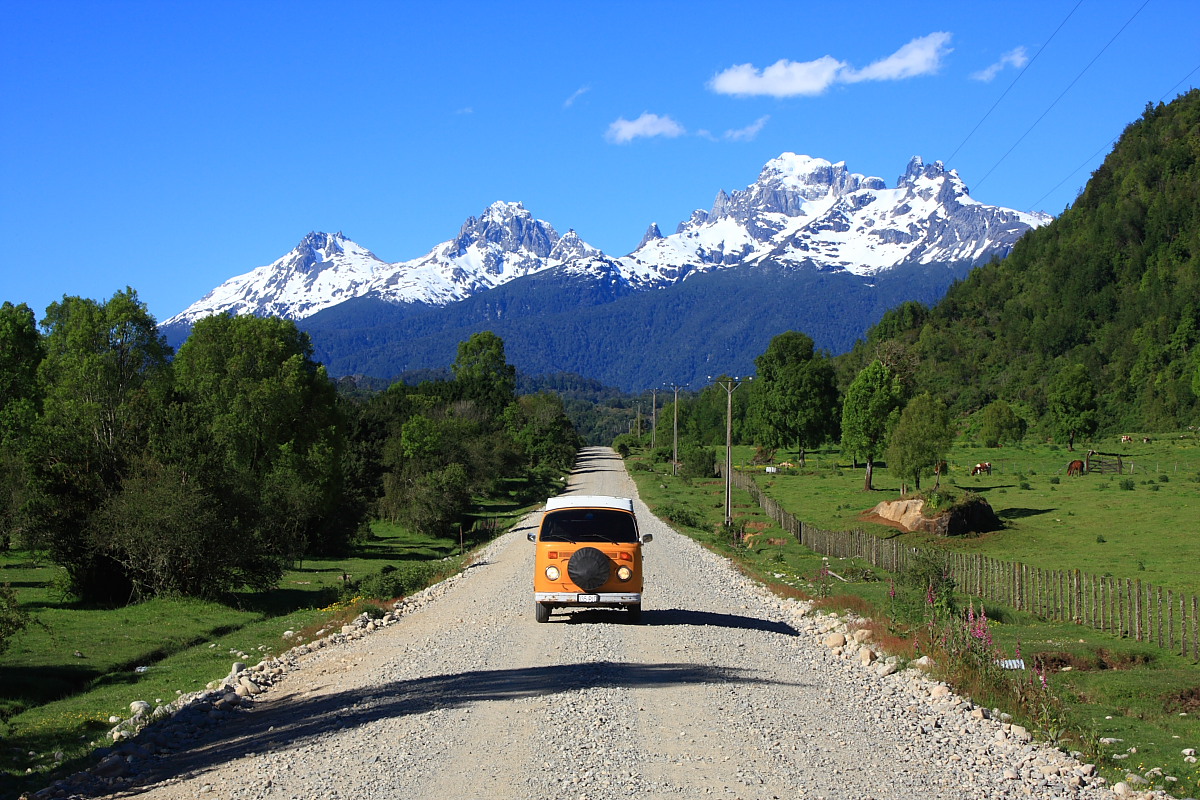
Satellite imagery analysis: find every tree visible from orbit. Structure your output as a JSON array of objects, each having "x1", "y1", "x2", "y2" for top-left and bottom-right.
[
  {"x1": 749, "y1": 331, "x2": 839, "y2": 466},
  {"x1": 978, "y1": 399, "x2": 1026, "y2": 447},
  {"x1": 0, "y1": 302, "x2": 42, "y2": 551},
  {"x1": 503, "y1": 392, "x2": 580, "y2": 482},
  {"x1": 1047, "y1": 364, "x2": 1098, "y2": 451},
  {"x1": 452, "y1": 331, "x2": 516, "y2": 418},
  {"x1": 886, "y1": 393, "x2": 953, "y2": 492},
  {"x1": 27, "y1": 289, "x2": 171, "y2": 601},
  {"x1": 173, "y1": 314, "x2": 357, "y2": 566},
  {"x1": 840, "y1": 360, "x2": 904, "y2": 491}
]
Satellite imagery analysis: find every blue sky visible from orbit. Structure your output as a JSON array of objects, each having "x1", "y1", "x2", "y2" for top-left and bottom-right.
[{"x1": 3, "y1": 0, "x2": 1197, "y2": 323}]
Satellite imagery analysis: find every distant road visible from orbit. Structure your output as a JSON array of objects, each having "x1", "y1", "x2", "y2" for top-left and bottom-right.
[{"x1": 100, "y1": 447, "x2": 1113, "y2": 800}]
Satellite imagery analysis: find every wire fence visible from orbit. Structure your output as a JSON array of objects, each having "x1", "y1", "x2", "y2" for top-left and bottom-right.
[{"x1": 729, "y1": 468, "x2": 1199, "y2": 662}]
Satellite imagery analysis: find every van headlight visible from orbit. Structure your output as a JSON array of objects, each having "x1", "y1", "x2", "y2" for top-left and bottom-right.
[
  {"x1": 545, "y1": 565, "x2": 561, "y2": 581},
  {"x1": 616, "y1": 566, "x2": 633, "y2": 582}
]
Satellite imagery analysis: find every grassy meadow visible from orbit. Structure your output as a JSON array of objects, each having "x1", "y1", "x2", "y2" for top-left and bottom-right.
[
  {"x1": 625, "y1": 434, "x2": 1200, "y2": 797},
  {"x1": 743, "y1": 435, "x2": 1200, "y2": 594},
  {"x1": 0, "y1": 493, "x2": 537, "y2": 798}
]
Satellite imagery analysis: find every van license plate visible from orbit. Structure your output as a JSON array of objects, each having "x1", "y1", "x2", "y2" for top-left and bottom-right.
[{"x1": 577, "y1": 594, "x2": 599, "y2": 603}]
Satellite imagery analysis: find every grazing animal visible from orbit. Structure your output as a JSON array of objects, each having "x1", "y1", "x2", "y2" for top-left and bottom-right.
[
  {"x1": 971, "y1": 462, "x2": 992, "y2": 476},
  {"x1": 1120, "y1": 435, "x2": 1133, "y2": 443},
  {"x1": 1066, "y1": 460, "x2": 1084, "y2": 476},
  {"x1": 1142, "y1": 437, "x2": 1151, "y2": 443}
]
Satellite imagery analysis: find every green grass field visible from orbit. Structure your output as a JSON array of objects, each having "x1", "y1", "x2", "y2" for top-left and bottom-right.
[
  {"x1": 0, "y1": 489, "x2": 539, "y2": 798},
  {"x1": 626, "y1": 440, "x2": 1200, "y2": 797},
  {"x1": 743, "y1": 435, "x2": 1200, "y2": 595}
]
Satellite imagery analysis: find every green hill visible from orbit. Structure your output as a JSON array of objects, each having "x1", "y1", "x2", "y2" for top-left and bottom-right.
[{"x1": 845, "y1": 89, "x2": 1200, "y2": 433}]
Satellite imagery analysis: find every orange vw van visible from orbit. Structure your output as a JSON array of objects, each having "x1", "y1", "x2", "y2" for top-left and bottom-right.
[{"x1": 528, "y1": 495, "x2": 651, "y2": 623}]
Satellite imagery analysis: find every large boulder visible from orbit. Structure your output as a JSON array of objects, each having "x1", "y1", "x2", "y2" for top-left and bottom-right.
[{"x1": 870, "y1": 496, "x2": 1000, "y2": 536}]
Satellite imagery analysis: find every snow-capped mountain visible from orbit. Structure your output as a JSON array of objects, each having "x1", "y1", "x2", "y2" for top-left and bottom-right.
[
  {"x1": 164, "y1": 202, "x2": 597, "y2": 327},
  {"x1": 617, "y1": 154, "x2": 1051, "y2": 288},
  {"x1": 164, "y1": 154, "x2": 1050, "y2": 334},
  {"x1": 165, "y1": 231, "x2": 390, "y2": 326}
]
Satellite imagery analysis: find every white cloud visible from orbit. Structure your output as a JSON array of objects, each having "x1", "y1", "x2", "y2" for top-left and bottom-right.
[
  {"x1": 970, "y1": 46, "x2": 1029, "y2": 82},
  {"x1": 605, "y1": 112, "x2": 686, "y2": 144},
  {"x1": 709, "y1": 32, "x2": 952, "y2": 97},
  {"x1": 563, "y1": 86, "x2": 590, "y2": 108},
  {"x1": 725, "y1": 115, "x2": 770, "y2": 141},
  {"x1": 708, "y1": 55, "x2": 845, "y2": 98},
  {"x1": 842, "y1": 32, "x2": 953, "y2": 83}
]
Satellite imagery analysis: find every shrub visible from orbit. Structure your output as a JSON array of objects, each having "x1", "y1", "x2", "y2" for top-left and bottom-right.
[
  {"x1": 680, "y1": 445, "x2": 717, "y2": 479},
  {"x1": 1119, "y1": 478, "x2": 1135, "y2": 491},
  {"x1": 355, "y1": 558, "x2": 463, "y2": 601},
  {"x1": 656, "y1": 503, "x2": 704, "y2": 529}
]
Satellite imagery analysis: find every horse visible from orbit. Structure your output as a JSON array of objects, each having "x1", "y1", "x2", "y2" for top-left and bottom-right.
[
  {"x1": 970, "y1": 462, "x2": 992, "y2": 476},
  {"x1": 1066, "y1": 460, "x2": 1084, "y2": 476}
]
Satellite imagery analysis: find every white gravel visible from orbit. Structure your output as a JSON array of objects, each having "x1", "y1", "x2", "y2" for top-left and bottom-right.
[{"x1": 39, "y1": 447, "x2": 1166, "y2": 800}]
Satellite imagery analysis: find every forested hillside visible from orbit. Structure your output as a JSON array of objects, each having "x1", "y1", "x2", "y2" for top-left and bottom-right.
[{"x1": 842, "y1": 90, "x2": 1200, "y2": 432}]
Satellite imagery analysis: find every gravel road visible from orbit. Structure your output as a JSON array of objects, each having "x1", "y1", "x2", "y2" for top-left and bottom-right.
[{"x1": 65, "y1": 447, "x2": 1138, "y2": 800}]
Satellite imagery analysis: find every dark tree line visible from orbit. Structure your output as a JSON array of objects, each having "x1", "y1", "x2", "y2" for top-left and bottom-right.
[{"x1": 0, "y1": 295, "x2": 580, "y2": 605}]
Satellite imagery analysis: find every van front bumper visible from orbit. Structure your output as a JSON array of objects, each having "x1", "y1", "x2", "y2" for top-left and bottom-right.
[{"x1": 535, "y1": 592, "x2": 641, "y2": 604}]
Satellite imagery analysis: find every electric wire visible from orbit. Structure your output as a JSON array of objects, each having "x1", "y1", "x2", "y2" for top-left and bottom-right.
[
  {"x1": 972, "y1": 0, "x2": 1152, "y2": 193},
  {"x1": 946, "y1": 0, "x2": 1084, "y2": 165},
  {"x1": 1028, "y1": 62, "x2": 1200, "y2": 211}
]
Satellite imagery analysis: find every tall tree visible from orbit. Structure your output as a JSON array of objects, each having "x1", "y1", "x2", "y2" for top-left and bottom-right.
[
  {"x1": 840, "y1": 360, "x2": 904, "y2": 491},
  {"x1": 27, "y1": 289, "x2": 172, "y2": 600},
  {"x1": 0, "y1": 302, "x2": 42, "y2": 551},
  {"x1": 1047, "y1": 363, "x2": 1098, "y2": 451},
  {"x1": 173, "y1": 314, "x2": 357, "y2": 565},
  {"x1": 750, "y1": 331, "x2": 839, "y2": 466},
  {"x1": 886, "y1": 392, "x2": 953, "y2": 492},
  {"x1": 452, "y1": 331, "x2": 516, "y2": 418}
]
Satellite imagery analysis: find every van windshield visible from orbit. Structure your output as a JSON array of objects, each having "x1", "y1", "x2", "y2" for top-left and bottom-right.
[{"x1": 539, "y1": 509, "x2": 638, "y2": 543}]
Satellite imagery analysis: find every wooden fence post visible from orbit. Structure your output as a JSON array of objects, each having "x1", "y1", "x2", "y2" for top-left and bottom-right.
[
  {"x1": 1168, "y1": 589, "x2": 1174, "y2": 652},
  {"x1": 1185, "y1": 597, "x2": 1195, "y2": 666}
]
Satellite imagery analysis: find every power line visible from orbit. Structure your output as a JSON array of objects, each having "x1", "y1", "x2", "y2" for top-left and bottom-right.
[
  {"x1": 1028, "y1": 62, "x2": 1200, "y2": 211},
  {"x1": 973, "y1": 0, "x2": 1152, "y2": 193},
  {"x1": 947, "y1": 0, "x2": 1084, "y2": 165}
]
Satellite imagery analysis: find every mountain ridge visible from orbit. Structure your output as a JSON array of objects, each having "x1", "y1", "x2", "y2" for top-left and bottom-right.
[{"x1": 163, "y1": 152, "x2": 1049, "y2": 332}]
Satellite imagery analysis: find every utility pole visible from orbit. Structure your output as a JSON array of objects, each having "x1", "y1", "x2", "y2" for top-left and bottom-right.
[
  {"x1": 713, "y1": 376, "x2": 749, "y2": 528},
  {"x1": 668, "y1": 384, "x2": 684, "y2": 476},
  {"x1": 650, "y1": 388, "x2": 658, "y2": 450}
]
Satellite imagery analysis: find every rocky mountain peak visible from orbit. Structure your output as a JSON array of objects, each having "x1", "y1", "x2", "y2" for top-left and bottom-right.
[
  {"x1": 453, "y1": 201, "x2": 558, "y2": 258},
  {"x1": 293, "y1": 231, "x2": 349, "y2": 270},
  {"x1": 549, "y1": 229, "x2": 601, "y2": 262},
  {"x1": 637, "y1": 223, "x2": 663, "y2": 250}
]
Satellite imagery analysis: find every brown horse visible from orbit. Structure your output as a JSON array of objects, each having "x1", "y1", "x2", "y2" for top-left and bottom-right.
[{"x1": 1066, "y1": 459, "x2": 1084, "y2": 476}]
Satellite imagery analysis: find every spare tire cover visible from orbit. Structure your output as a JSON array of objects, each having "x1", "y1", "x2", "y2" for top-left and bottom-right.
[{"x1": 567, "y1": 547, "x2": 611, "y2": 592}]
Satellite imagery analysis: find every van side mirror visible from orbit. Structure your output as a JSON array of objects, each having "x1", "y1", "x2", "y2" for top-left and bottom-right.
[
  {"x1": 527, "y1": 531, "x2": 536, "y2": 542},
  {"x1": 641, "y1": 533, "x2": 653, "y2": 544}
]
